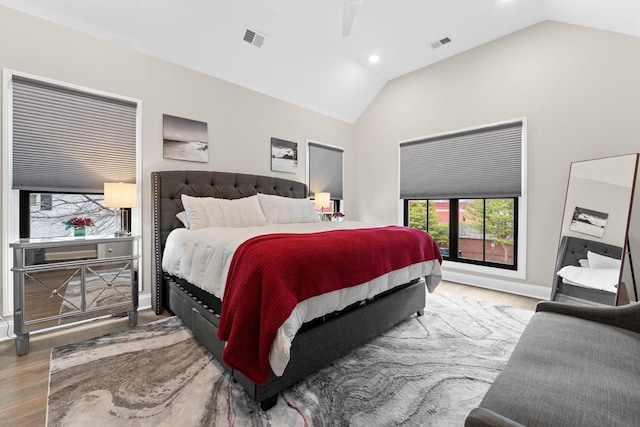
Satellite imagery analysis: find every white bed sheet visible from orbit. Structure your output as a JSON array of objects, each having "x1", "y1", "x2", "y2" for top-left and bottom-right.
[
  {"x1": 557, "y1": 265, "x2": 619, "y2": 293},
  {"x1": 162, "y1": 221, "x2": 442, "y2": 376}
]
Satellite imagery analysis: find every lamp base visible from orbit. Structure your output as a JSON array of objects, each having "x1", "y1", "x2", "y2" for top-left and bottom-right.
[{"x1": 114, "y1": 208, "x2": 130, "y2": 236}]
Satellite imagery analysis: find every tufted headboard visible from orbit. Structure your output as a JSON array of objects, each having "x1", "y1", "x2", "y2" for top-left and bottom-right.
[{"x1": 151, "y1": 170, "x2": 308, "y2": 314}]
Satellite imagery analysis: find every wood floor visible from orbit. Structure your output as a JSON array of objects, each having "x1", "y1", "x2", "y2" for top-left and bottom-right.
[
  {"x1": 437, "y1": 280, "x2": 541, "y2": 311},
  {"x1": 0, "y1": 281, "x2": 541, "y2": 426}
]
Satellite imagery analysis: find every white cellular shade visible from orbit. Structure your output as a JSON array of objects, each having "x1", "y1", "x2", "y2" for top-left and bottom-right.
[
  {"x1": 11, "y1": 76, "x2": 137, "y2": 193},
  {"x1": 309, "y1": 142, "x2": 344, "y2": 199},
  {"x1": 400, "y1": 121, "x2": 523, "y2": 200}
]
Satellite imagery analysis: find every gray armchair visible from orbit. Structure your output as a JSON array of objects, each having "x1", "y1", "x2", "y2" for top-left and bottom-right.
[
  {"x1": 536, "y1": 300, "x2": 640, "y2": 333},
  {"x1": 465, "y1": 301, "x2": 640, "y2": 427}
]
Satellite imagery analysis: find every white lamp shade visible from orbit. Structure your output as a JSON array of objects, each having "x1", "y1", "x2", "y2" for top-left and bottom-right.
[
  {"x1": 314, "y1": 192, "x2": 331, "y2": 209},
  {"x1": 104, "y1": 182, "x2": 137, "y2": 208}
]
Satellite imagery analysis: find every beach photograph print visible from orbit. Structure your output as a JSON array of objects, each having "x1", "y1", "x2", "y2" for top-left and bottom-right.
[
  {"x1": 271, "y1": 137, "x2": 298, "y2": 173},
  {"x1": 570, "y1": 206, "x2": 609, "y2": 238},
  {"x1": 163, "y1": 114, "x2": 208, "y2": 163}
]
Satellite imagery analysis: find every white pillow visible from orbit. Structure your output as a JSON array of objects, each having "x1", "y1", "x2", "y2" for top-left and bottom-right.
[
  {"x1": 556, "y1": 266, "x2": 619, "y2": 292},
  {"x1": 176, "y1": 211, "x2": 191, "y2": 228},
  {"x1": 258, "y1": 193, "x2": 320, "y2": 224},
  {"x1": 578, "y1": 259, "x2": 590, "y2": 268},
  {"x1": 181, "y1": 194, "x2": 214, "y2": 230},
  {"x1": 181, "y1": 194, "x2": 267, "y2": 229},
  {"x1": 587, "y1": 251, "x2": 621, "y2": 270}
]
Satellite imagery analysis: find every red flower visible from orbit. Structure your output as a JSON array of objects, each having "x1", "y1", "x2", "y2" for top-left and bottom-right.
[{"x1": 63, "y1": 217, "x2": 95, "y2": 229}]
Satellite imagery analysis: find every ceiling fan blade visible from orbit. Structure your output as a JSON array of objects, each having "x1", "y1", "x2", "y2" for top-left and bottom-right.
[{"x1": 342, "y1": 0, "x2": 363, "y2": 37}]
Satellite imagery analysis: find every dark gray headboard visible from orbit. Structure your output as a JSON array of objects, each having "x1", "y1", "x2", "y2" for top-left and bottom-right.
[
  {"x1": 554, "y1": 236, "x2": 623, "y2": 272},
  {"x1": 151, "y1": 170, "x2": 308, "y2": 313}
]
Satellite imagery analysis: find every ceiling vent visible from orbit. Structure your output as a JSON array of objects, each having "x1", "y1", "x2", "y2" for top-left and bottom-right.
[
  {"x1": 243, "y1": 28, "x2": 266, "y2": 48},
  {"x1": 430, "y1": 37, "x2": 452, "y2": 49}
]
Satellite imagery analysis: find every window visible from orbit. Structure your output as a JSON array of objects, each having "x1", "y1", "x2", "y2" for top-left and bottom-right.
[
  {"x1": 307, "y1": 141, "x2": 344, "y2": 212},
  {"x1": 21, "y1": 192, "x2": 119, "y2": 238},
  {"x1": 405, "y1": 198, "x2": 517, "y2": 269},
  {"x1": 8, "y1": 72, "x2": 138, "y2": 238},
  {"x1": 400, "y1": 120, "x2": 524, "y2": 270}
]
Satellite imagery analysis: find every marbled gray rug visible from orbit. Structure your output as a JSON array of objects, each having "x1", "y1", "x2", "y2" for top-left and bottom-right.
[{"x1": 47, "y1": 291, "x2": 534, "y2": 426}]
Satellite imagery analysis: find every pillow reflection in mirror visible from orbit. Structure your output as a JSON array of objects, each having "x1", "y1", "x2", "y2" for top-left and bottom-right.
[{"x1": 587, "y1": 251, "x2": 621, "y2": 270}]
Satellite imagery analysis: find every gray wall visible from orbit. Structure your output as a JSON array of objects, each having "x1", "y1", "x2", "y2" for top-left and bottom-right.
[
  {"x1": 351, "y1": 21, "x2": 640, "y2": 297},
  {"x1": 0, "y1": 6, "x2": 353, "y2": 314}
]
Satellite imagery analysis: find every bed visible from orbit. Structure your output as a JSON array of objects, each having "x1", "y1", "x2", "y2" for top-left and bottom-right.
[
  {"x1": 551, "y1": 235, "x2": 624, "y2": 306},
  {"x1": 151, "y1": 170, "x2": 443, "y2": 409}
]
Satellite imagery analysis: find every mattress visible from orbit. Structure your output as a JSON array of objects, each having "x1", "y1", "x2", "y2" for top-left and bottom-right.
[{"x1": 162, "y1": 221, "x2": 442, "y2": 375}]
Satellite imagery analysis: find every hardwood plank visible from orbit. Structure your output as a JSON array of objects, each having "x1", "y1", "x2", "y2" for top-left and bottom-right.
[{"x1": 436, "y1": 280, "x2": 542, "y2": 311}]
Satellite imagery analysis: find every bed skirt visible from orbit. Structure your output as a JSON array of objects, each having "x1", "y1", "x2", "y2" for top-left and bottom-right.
[{"x1": 165, "y1": 275, "x2": 426, "y2": 409}]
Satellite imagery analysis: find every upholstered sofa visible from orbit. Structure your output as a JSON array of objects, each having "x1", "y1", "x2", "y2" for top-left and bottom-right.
[{"x1": 465, "y1": 301, "x2": 640, "y2": 427}]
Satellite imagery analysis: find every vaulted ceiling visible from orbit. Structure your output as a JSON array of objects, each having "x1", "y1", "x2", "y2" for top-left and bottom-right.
[{"x1": 1, "y1": 0, "x2": 638, "y2": 123}]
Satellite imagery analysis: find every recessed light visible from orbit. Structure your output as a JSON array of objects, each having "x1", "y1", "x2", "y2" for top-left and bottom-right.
[{"x1": 369, "y1": 54, "x2": 380, "y2": 63}]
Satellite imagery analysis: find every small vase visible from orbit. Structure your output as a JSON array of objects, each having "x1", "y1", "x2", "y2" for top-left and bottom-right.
[{"x1": 74, "y1": 226, "x2": 86, "y2": 237}]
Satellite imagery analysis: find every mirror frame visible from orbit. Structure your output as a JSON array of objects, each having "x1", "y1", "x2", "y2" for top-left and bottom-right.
[{"x1": 555, "y1": 153, "x2": 639, "y2": 305}]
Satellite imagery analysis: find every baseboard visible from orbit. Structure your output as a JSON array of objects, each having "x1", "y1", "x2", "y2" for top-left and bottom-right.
[
  {"x1": 442, "y1": 270, "x2": 551, "y2": 300},
  {"x1": 0, "y1": 293, "x2": 152, "y2": 343}
]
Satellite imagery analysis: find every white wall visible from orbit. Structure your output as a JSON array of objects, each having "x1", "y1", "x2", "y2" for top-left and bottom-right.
[
  {"x1": 0, "y1": 6, "x2": 353, "y2": 315},
  {"x1": 2, "y1": 9, "x2": 640, "y2": 312},
  {"x1": 351, "y1": 21, "x2": 640, "y2": 298}
]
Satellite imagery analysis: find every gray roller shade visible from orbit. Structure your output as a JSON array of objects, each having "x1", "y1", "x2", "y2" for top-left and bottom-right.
[
  {"x1": 309, "y1": 142, "x2": 344, "y2": 199},
  {"x1": 400, "y1": 121, "x2": 523, "y2": 199},
  {"x1": 11, "y1": 75, "x2": 137, "y2": 193}
]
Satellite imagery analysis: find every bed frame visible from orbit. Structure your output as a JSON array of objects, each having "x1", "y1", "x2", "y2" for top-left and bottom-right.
[
  {"x1": 151, "y1": 170, "x2": 428, "y2": 410},
  {"x1": 551, "y1": 235, "x2": 623, "y2": 306}
]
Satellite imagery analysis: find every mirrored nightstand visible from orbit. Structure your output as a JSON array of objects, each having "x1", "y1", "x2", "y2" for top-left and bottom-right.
[{"x1": 11, "y1": 234, "x2": 140, "y2": 355}]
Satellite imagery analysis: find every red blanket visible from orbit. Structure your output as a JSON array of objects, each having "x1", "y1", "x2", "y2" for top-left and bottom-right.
[{"x1": 217, "y1": 226, "x2": 442, "y2": 384}]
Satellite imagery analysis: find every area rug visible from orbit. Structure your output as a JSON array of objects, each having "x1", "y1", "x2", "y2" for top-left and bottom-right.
[{"x1": 47, "y1": 291, "x2": 534, "y2": 426}]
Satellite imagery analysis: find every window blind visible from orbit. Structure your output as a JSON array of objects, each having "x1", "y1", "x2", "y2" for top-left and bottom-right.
[
  {"x1": 308, "y1": 142, "x2": 344, "y2": 199},
  {"x1": 400, "y1": 121, "x2": 523, "y2": 200},
  {"x1": 11, "y1": 76, "x2": 137, "y2": 193}
]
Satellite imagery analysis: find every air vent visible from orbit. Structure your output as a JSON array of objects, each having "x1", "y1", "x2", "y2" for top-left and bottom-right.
[
  {"x1": 243, "y1": 28, "x2": 266, "y2": 48},
  {"x1": 430, "y1": 37, "x2": 452, "y2": 49}
]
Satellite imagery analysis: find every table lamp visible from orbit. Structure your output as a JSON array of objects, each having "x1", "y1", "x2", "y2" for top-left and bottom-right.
[
  {"x1": 104, "y1": 182, "x2": 137, "y2": 236},
  {"x1": 314, "y1": 192, "x2": 331, "y2": 220}
]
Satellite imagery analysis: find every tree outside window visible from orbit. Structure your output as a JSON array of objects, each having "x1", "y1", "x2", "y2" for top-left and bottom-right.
[
  {"x1": 408, "y1": 200, "x2": 449, "y2": 252},
  {"x1": 29, "y1": 193, "x2": 119, "y2": 238},
  {"x1": 462, "y1": 199, "x2": 514, "y2": 265}
]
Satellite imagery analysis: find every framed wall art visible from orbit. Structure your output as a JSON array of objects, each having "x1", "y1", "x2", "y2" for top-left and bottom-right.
[
  {"x1": 569, "y1": 206, "x2": 609, "y2": 238},
  {"x1": 271, "y1": 137, "x2": 298, "y2": 173},
  {"x1": 163, "y1": 114, "x2": 208, "y2": 163}
]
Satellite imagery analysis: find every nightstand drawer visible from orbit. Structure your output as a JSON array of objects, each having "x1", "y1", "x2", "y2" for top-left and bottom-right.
[{"x1": 97, "y1": 241, "x2": 132, "y2": 258}]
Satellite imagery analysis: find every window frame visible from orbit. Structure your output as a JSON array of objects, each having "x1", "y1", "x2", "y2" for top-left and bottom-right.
[
  {"x1": 307, "y1": 139, "x2": 345, "y2": 216},
  {"x1": 19, "y1": 190, "x2": 131, "y2": 239},
  {"x1": 306, "y1": 139, "x2": 344, "y2": 202},
  {"x1": 398, "y1": 118, "x2": 527, "y2": 280},
  {"x1": 2, "y1": 69, "x2": 142, "y2": 317},
  {"x1": 404, "y1": 198, "x2": 518, "y2": 270}
]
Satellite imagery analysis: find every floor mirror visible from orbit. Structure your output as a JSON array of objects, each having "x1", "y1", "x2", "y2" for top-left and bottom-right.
[{"x1": 551, "y1": 153, "x2": 639, "y2": 306}]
